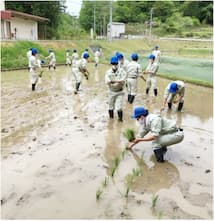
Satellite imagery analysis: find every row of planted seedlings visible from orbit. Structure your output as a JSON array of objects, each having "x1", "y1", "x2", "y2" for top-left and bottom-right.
[
  {"x1": 96, "y1": 128, "x2": 161, "y2": 217},
  {"x1": 96, "y1": 128, "x2": 135, "y2": 200}
]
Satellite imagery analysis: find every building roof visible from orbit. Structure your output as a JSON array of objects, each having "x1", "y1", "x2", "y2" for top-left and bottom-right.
[{"x1": 1, "y1": 10, "x2": 49, "y2": 22}]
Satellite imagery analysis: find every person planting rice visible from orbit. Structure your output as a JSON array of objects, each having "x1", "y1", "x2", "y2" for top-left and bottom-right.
[
  {"x1": 127, "y1": 106, "x2": 184, "y2": 162},
  {"x1": 65, "y1": 49, "x2": 71, "y2": 66},
  {"x1": 94, "y1": 48, "x2": 101, "y2": 67},
  {"x1": 72, "y1": 52, "x2": 90, "y2": 94},
  {"x1": 46, "y1": 49, "x2": 56, "y2": 70},
  {"x1": 105, "y1": 56, "x2": 127, "y2": 122},
  {"x1": 29, "y1": 48, "x2": 40, "y2": 91},
  {"x1": 126, "y1": 53, "x2": 146, "y2": 104},
  {"x1": 143, "y1": 54, "x2": 159, "y2": 97},
  {"x1": 161, "y1": 80, "x2": 185, "y2": 111},
  {"x1": 152, "y1": 45, "x2": 161, "y2": 64},
  {"x1": 26, "y1": 48, "x2": 32, "y2": 70}
]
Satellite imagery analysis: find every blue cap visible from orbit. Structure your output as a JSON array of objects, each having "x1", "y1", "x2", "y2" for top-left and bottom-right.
[
  {"x1": 117, "y1": 53, "x2": 124, "y2": 60},
  {"x1": 155, "y1": 45, "x2": 159, "y2": 48},
  {"x1": 110, "y1": 56, "x2": 119, "y2": 65},
  {"x1": 149, "y1": 54, "x2": 155, "y2": 59},
  {"x1": 131, "y1": 107, "x2": 148, "y2": 118},
  {"x1": 31, "y1": 48, "x2": 38, "y2": 55},
  {"x1": 83, "y1": 52, "x2": 89, "y2": 58},
  {"x1": 131, "y1": 53, "x2": 138, "y2": 61},
  {"x1": 115, "y1": 51, "x2": 120, "y2": 56},
  {"x1": 169, "y1": 82, "x2": 178, "y2": 93}
]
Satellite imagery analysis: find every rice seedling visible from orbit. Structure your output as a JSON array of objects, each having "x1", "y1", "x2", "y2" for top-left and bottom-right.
[
  {"x1": 123, "y1": 128, "x2": 135, "y2": 142},
  {"x1": 158, "y1": 211, "x2": 163, "y2": 219},
  {"x1": 125, "y1": 186, "x2": 130, "y2": 198},
  {"x1": 132, "y1": 167, "x2": 142, "y2": 177},
  {"x1": 110, "y1": 156, "x2": 121, "y2": 178},
  {"x1": 96, "y1": 188, "x2": 103, "y2": 201},
  {"x1": 151, "y1": 194, "x2": 159, "y2": 209},
  {"x1": 121, "y1": 148, "x2": 127, "y2": 159},
  {"x1": 111, "y1": 166, "x2": 117, "y2": 177},
  {"x1": 102, "y1": 177, "x2": 109, "y2": 188},
  {"x1": 114, "y1": 156, "x2": 120, "y2": 168}
]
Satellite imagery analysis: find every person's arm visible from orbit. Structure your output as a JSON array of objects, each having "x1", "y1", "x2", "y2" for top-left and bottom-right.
[
  {"x1": 161, "y1": 88, "x2": 169, "y2": 111},
  {"x1": 127, "y1": 134, "x2": 156, "y2": 149}
]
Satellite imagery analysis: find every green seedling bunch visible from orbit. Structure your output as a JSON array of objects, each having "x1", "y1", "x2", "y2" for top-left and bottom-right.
[
  {"x1": 123, "y1": 128, "x2": 135, "y2": 142},
  {"x1": 151, "y1": 194, "x2": 159, "y2": 209}
]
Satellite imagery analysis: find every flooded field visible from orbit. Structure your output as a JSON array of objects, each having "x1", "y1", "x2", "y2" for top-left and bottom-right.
[{"x1": 1, "y1": 64, "x2": 213, "y2": 219}]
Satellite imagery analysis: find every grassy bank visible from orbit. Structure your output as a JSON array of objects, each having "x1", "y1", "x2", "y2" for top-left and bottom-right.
[{"x1": 1, "y1": 39, "x2": 213, "y2": 87}]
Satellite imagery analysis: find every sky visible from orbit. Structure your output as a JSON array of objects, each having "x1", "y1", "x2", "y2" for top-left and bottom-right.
[{"x1": 65, "y1": 0, "x2": 83, "y2": 17}]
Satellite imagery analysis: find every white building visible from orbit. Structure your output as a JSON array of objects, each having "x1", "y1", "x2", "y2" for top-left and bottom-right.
[
  {"x1": 107, "y1": 22, "x2": 125, "y2": 38},
  {"x1": 1, "y1": 10, "x2": 49, "y2": 40}
]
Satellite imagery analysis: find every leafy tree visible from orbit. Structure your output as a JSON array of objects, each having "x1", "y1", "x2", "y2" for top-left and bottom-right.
[
  {"x1": 5, "y1": 1, "x2": 65, "y2": 39},
  {"x1": 79, "y1": 1, "x2": 110, "y2": 35}
]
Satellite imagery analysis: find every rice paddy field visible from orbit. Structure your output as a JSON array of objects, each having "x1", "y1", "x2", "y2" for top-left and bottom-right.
[{"x1": 1, "y1": 38, "x2": 213, "y2": 219}]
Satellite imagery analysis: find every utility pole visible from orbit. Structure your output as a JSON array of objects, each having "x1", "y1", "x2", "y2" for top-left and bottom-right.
[
  {"x1": 109, "y1": 0, "x2": 112, "y2": 42},
  {"x1": 149, "y1": 8, "x2": 153, "y2": 45},
  {"x1": 103, "y1": 15, "x2": 106, "y2": 38},
  {"x1": 94, "y1": 2, "x2": 96, "y2": 38}
]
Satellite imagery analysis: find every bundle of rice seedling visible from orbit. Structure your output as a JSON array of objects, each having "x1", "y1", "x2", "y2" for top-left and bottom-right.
[{"x1": 123, "y1": 128, "x2": 135, "y2": 142}]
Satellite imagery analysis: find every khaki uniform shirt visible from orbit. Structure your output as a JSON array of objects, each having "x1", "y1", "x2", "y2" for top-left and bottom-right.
[
  {"x1": 139, "y1": 114, "x2": 177, "y2": 138},
  {"x1": 145, "y1": 62, "x2": 159, "y2": 77},
  {"x1": 127, "y1": 61, "x2": 142, "y2": 78},
  {"x1": 164, "y1": 80, "x2": 185, "y2": 99},
  {"x1": 105, "y1": 68, "x2": 127, "y2": 92}
]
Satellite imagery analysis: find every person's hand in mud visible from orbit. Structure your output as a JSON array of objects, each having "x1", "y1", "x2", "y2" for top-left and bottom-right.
[{"x1": 126, "y1": 138, "x2": 141, "y2": 150}]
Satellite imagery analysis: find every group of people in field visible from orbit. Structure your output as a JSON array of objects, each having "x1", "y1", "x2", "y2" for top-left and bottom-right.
[{"x1": 26, "y1": 45, "x2": 185, "y2": 163}]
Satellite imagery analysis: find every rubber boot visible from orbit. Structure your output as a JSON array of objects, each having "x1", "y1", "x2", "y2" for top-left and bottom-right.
[
  {"x1": 178, "y1": 102, "x2": 184, "y2": 111},
  {"x1": 108, "y1": 110, "x2": 114, "y2": 119},
  {"x1": 32, "y1": 84, "x2": 36, "y2": 91},
  {"x1": 154, "y1": 148, "x2": 164, "y2": 162},
  {"x1": 128, "y1": 94, "x2": 131, "y2": 103},
  {"x1": 154, "y1": 88, "x2": 158, "y2": 96},
  {"x1": 130, "y1": 95, "x2": 135, "y2": 104},
  {"x1": 117, "y1": 110, "x2": 123, "y2": 122},
  {"x1": 162, "y1": 146, "x2": 167, "y2": 155},
  {"x1": 76, "y1": 82, "x2": 81, "y2": 91},
  {"x1": 146, "y1": 88, "x2": 149, "y2": 95},
  {"x1": 168, "y1": 102, "x2": 172, "y2": 109}
]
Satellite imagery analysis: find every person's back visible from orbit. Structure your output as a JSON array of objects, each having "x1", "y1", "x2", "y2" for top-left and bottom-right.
[
  {"x1": 127, "y1": 60, "x2": 141, "y2": 78},
  {"x1": 72, "y1": 52, "x2": 79, "y2": 66}
]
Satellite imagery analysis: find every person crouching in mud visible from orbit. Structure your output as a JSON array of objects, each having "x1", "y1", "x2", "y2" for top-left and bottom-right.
[{"x1": 127, "y1": 107, "x2": 184, "y2": 162}]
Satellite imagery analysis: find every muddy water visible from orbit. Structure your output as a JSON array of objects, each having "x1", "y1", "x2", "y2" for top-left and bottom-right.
[{"x1": 1, "y1": 64, "x2": 213, "y2": 219}]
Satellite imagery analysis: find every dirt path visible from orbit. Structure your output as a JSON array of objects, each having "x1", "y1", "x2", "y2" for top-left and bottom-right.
[{"x1": 1, "y1": 64, "x2": 213, "y2": 219}]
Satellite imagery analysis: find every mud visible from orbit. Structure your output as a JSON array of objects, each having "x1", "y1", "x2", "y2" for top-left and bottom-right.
[{"x1": 1, "y1": 64, "x2": 213, "y2": 219}]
